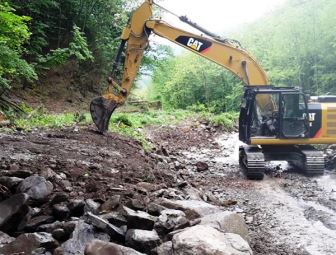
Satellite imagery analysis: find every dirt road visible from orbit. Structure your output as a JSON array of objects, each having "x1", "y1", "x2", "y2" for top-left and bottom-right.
[
  {"x1": 1, "y1": 121, "x2": 336, "y2": 255},
  {"x1": 154, "y1": 128, "x2": 336, "y2": 255}
]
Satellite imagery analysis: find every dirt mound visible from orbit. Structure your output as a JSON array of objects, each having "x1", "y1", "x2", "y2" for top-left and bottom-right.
[
  {"x1": 146, "y1": 119, "x2": 220, "y2": 151},
  {"x1": 0, "y1": 127, "x2": 175, "y2": 202}
]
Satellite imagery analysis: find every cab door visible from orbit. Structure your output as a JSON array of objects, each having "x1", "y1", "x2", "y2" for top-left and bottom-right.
[
  {"x1": 280, "y1": 93, "x2": 310, "y2": 138},
  {"x1": 239, "y1": 90, "x2": 255, "y2": 144}
]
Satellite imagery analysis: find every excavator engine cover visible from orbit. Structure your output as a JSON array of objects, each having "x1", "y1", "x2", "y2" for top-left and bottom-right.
[{"x1": 90, "y1": 97, "x2": 118, "y2": 133}]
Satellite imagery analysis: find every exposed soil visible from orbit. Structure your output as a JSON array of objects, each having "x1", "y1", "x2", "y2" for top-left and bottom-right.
[
  {"x1": 0, "y1": 126, "x2": 175, "y2": 204},
  {"x1": 1, "y1": 120, "x2": 336, "y2": 254}
]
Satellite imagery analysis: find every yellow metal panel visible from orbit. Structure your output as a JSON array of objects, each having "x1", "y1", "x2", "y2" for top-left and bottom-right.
[{"x1": 251, "y1": 137, "x2": 336, "y2": 145}]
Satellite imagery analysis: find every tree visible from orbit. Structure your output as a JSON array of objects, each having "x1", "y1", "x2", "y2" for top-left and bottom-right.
[{"x1": 0, "y1": 2, "x2": 36, "y2": 89}]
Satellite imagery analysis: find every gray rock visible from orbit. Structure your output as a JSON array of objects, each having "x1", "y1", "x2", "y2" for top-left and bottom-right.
[
  {"x1": 84, "y1": 212, "x2": 125, "y2": 242},
  {"x1": 0, "y1": 232, "x2": 58, "y2": 255},
  {"x1": 172, "y1": 225, "x2": 253, "y2": 255},
  {"x1": 100, "y1": 195, "x2": 121, "y2": 213},
  {"x1": 147, "y1": 203, "x2": 167, "y2": 216},
  {"x1": 62, "y1": 220, "x2": 110, "y2": 255},
  {"x1": 0, "y1": 177, "x2": 23, "y2": 189},
  {"x1": 50, "y1": 193, "x2": 69, "y2": 205},
  {"x1": 40, "y1": 168, "x2": 57, "y2": 180},
  {"x1": 155, "y1": 209, "x2": 189, "y2": 236},
  {"x1": 127, "y1": 199, "x2": 146, "y2": 211},
  {"x1": 7, "y1": 170, "x2": 32, "y2": 178},
  {"x1": 156, "y1": 199, "x2": 221, "y2": 220},
  {"x1": 32, "y1": 247, "x2": 47, "y2": 254},
  {"x1": 0, "y1": 193, "x2": 29, "y2": 231},
  {"x1": 25, "y1": 215, "x2": 55, "y2": 231},
  {"x1": 184, "y1": 187, "x2": 203, "y2": 201},
  {"x1": 126, "y1": 229, "x2": 161, "y2": 254},
  {"x1": 0, "y1": 231, "x2": 15, "y2": 247},
  {"x1": 122, "y1": 206, "x2": 157, "y2": 230},
  {"x1": 85, "y1": 239, "x2": 145, "y2": 255},
  {"x1": 53, "y1": 204, "x2": 70, "y2": 220},
  {"x1": 101, "y1": 211, "x2": 127, "y2": 227},
  {"x1": 196, "y1": 162, "x2": 209, "y2": 172},
  {"x1": 85, "y1": 199, "x2": 101, "y2": 214},
  {"x1": 200, "y1": 211, "x2": 250, "y2": 242},
  {"x1": 18, "y1": 175, "x2": 53, "y2": 202},
  {"x1": 37, "y1": 221, "x2": 63, "y2": 233},
  {"x1": 68, "y1": 199, "x2": 85, "y2": 217},
  {"x1": 63, "y1": 221, "x2": 77, "y2": 236},
  {"x1": 155, "y1": 241, "x2": 173, "y2": 255},
  {"x1": 52, "y1": 228, "x2": 68, "y2": 241}
]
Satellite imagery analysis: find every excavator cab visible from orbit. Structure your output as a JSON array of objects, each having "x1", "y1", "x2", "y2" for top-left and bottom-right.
[{"x1": 239, "y1": 86, "x2": 310, "y2": 144}]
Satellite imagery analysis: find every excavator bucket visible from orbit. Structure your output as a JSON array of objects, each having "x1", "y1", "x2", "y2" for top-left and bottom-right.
[{"x1": 90, "y1": 97, "x2": 118, "y2": 133}]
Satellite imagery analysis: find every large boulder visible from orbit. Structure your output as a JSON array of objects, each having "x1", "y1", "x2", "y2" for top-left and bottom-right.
[
  {"x1": 0, "y1": 193, "x2": 29, "y2": 232},
  {"x1": 85, "y1": 239, "x2": 145, "y2": 255},
  {"x1": 156, "y1": 199, "x2": 221, "y2": 220},
  {"x1": 200, "y1": 211, "x2": 249, "y2": 242},
  {"x1": 18, "y1": 175, "x2": 53, "y2": 202},
  {"x1": 126, "y1": 229, "x2": 161, "y2": 254},
  {"x1": 0, "y1": 232, "x2": 58, "y2": 255},
  {"x1": 172, "y1": 225, "x2": 253, "y2": 255},
  {"x1": 61, "y1": 220, "x2": 110, "y2": 255}
]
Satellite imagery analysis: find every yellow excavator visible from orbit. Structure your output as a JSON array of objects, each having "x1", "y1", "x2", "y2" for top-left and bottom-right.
[{"x1": 90, "y1": 0, "x2": 336, "y2": 179}]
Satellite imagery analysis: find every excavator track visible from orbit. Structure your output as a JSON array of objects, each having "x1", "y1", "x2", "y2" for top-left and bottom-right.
[
  {"x1": 239, "y1": 146, "x2": 265, "y2": 180},
  {"x1": 300, "y1": 146, "x2": 325, "y2": 176}
]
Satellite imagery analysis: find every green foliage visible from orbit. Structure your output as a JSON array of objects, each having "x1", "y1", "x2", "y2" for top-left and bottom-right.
[
  {"x1": 208, "y1": 112, "x2": 239, "y2": 130},
  {"x1": 8, "y1": 0, "x2": 142, "y2": 90},
  {"x1": 0, "y1": 2, "x2": 36, "y2": 88},
  {"x1": 238, "y1": 0, "x2": 336, "y2": 95},
  {"x1": 148, "y1": 52, "x2": 243, "y2": 113},
  {"x1": 15, "y1": 111, "x2": 90, "y2": 130},
  {"x1": 112, "y1": 114, "x2": 134, "y2": 127},
  {"x1": 37, "y1": 25, "x2": 93, "y2": 69},
  {"x1": 69, "y1": 25, "x2": 93, "y2": 62}
]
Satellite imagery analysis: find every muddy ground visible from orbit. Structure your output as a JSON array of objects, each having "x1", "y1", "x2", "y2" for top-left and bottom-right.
[{"x1": 1, "y1": 120, "x2": 336, "y2": 255}]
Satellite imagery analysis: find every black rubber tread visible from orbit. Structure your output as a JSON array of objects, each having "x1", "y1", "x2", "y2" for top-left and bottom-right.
[
  {"x1": 301, "y1": 148, "x2": 325, "y2": 176},
  {"x1": 239, "y1": 146, "x2": 265, "y2": 180}
]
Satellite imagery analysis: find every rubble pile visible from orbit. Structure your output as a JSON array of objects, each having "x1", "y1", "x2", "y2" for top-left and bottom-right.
[
  {"x1": 0, "y1": 127, "x2": 253, "y2": 255},
  {"x1": 0, "y1": 173, "x2": 253, "y2": 255}
]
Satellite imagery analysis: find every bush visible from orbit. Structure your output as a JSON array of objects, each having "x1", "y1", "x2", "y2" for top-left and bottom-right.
[
  {"x1": 209, "y1": 112, "x2": 239, "y2": 129},
  {"x1": 112, "y1": 114, "x2": 133, "y2": 127}
]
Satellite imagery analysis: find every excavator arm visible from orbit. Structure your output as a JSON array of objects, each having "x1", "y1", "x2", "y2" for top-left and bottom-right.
[{"x1": 90, "y1": 0, "x2": 269, "y2": 133}]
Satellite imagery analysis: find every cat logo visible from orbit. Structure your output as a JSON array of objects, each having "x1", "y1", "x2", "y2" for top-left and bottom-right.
[
  {"x1": 187, "y1": 38, "x2": 204, "y2": 51},
  {"x1": 175, "y1": 36, "x2": 212, "y2": 53}
]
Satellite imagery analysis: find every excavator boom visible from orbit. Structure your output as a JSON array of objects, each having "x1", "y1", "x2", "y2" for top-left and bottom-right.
[{"x1": 90, "y1": 0, "x2": 268, "y2": 133}]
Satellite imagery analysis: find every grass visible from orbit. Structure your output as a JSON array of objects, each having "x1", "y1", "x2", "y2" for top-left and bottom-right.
[
  {"x1": 11, "y1": 107, "x2": 238, "y2": 150},
  {"x1": 207, "y1": 112, "x2": 239, "y2": 130},
  {"x1": 109, "y1": 110, "x2": 195, "y2": 150}
]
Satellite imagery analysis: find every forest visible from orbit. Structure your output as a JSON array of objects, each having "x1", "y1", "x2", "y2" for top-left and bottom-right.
[
  {"x1": 1, "y1": 0, "x2": 335, "y2": 115},
  {"x1": 148, "y1": 0, "x2": 336, "y2": 112}
]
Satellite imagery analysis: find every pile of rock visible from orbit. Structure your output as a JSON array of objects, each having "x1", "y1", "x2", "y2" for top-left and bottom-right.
[{"x1": 0, "y1": 171, "x2": 253, "y2": 255}]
